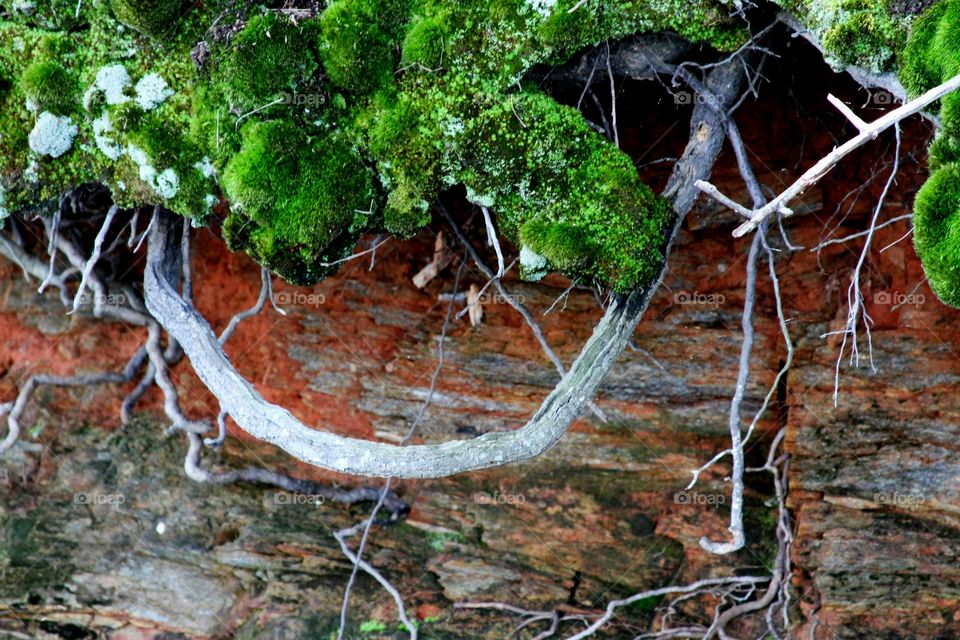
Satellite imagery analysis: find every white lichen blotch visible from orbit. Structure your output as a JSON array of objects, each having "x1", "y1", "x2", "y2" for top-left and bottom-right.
[
  {"x1": 89, "y1": 64, "x2": 132, "y2": 107},
  {"x1": 519, "y1": 245, "x2": 548, "y2": 281},
  {"x1": 135, "y1": 73, "x2": 173, "y2": 111},
  {"x1": 127, "y1": 143, "x2": 179, "y2": 199},
  {"x1": 527, "y1": 0, "x2": 556, "y2": 18},
  {"x1": 194, "y1": 156, "x2": 216, "y2": 178},
  {"x1": 154, "y1": 168, "x2": 179, "y2": 199},
  {"x1": 92, "y1": 113, "x2": 124, "y2": 160},
  {"x1": 28, "y1": 112, "x2": 78, "y2": 158}
]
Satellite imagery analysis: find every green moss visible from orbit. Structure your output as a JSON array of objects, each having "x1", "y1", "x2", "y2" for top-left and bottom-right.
[
  {"x1": 541, "y1": 0, "x2": 746, "y2": 62},
  {"x1": 913, "y1": 163, "x2": 960, "y2": 307},
  {"x1": 19, "y1": 60, "x2": 76, "y2": 115},
  {"x1": 424, "y1": 529, "x2": 467, "y2": 551},
  {"x1": 401, "y1": 14, "x2": 449, "y2": 69},
  {"x1": 821, "y1": 10, "x2": 904, "y2": 68},
  {"x1": 212, "y1": 12, "x2": 320, "y2": 113},
  {"x1": 775, "y1": 0, "x2": 910, "y2": 71},
  {"x1": 188, "y1": 83, "x2": 242, "y2": 167},
  {"x1": 318, "y1": 0, "x2": 409, "y2": 94},
  {"x1": 0, "y1": 0, "x2": 84, "y2": 31},
  {"x1": 0, "y1": 0, "x2": 748, "y2": 291},
  {"x1": 930, "y1": 131, "x2": 960, "y2": 170},
  {"x1": 222, "y1": 119, "x2": 379, "y2": 284},
  {"x1": 458, "y1": 89, "x2": 669, "y2": 292},
  {"x1": 520, "y1": 219, "x2": 594, "y2": 273},
  {"x1": 899, "y1": 0, "x2": 960, "y2": 308},
  {"x1": 899, "y1": 0, "x2": 950, "y2": 95},
  {"x1": 366, "y1": 88, "x2": 447, "y2": 236},
  {"x1": 110, "y1": 0, "x2": 187, "y2": 38},
  {"x1": 359, "y1": 620, "x2": 388, "y2": 634}
]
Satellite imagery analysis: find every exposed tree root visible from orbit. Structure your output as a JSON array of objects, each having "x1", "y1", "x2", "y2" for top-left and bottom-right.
[{"x1": 0, "y1": 196, "x2": 409, "y2": 516}]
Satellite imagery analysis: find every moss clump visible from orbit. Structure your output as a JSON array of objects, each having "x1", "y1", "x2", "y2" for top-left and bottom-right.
[
  {"x1": 900, "y1": 0, "x2": 960, "y2": 168},
  {"x1": 913, "y1": 163, "x2": 960, "y2": 307},
  {"x1": 458, "y1": 90, "x2": 670, "y2": 292},
  {"x1": 821, "y1": 9, "x2": 905, "y2": 68},
  {"x1": 899, "y1": 0, "x2": 960, "y2": 307},
  {"x1": 897, "y1": 0, "x2": 950, "y2": 93},
  {"x1": 221, "y1": 119, "x2": 379, "y2": 284},
  {"x1": 0, "y1": 0, "x2": 746, "y2": 292},
  {"x1": 401, "y1": 13, "x2": 449, "y2": 69},
  {"x1": 365, "y1": 88, "x2": 447, "y2": 237},
  {"x1": 774, "y1": 0, "x2": 910, "y2": 71},
  {"x1": 540, "y1": 0, "x2": 746, "y2": 63},
  {"x1": 110, "y1": 0, "x2": 187, "y2": 38},
  {"x1": 318, "y1": 0, "x2": 410, "y2": 94},
  {"x1": 211, "y1": 13, "x2": 320, "y2": 113},
  {"x1": 19, "y1": 60, "x2": 76, "y2": 115}
]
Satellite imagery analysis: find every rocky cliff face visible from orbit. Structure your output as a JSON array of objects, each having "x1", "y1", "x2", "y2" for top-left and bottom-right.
[{"x1": 0, "y1": 37, "x2": 957, "y2": 639}]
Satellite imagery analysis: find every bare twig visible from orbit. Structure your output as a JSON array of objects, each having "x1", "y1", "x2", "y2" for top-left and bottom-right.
[
  {"x1": 699, "y1": 230, "x2": 761, "y2": 555},
  {"x1": 562, "y1": 577, "x2": 770, "y2": 640},
  {"x1": 336, "y1": 254, "x2": 466, "y2": 640},
  {"x1": 1, "y1": 347, "x2": 148, "y2": 453},
  {"x1": 37, "y1": 205, "x2": 61, "y2": 294},
  {"x1": 480, "y1": 206, "x2": 505, "y2": 277},
  {"x1": 606, "y1": 41, "x2": 619, "y2": 148},
  {"x1": 321, "y1": 235, "x2": 391, "y2": 268},
  {"x1": 144, "y1": 322, "x2": 209, "y2": 435},
  {"x1": 71, "y1": 204, "x2": 118, "y2": 313},
  {"x1": 808, "y1": 213, "x2": 912, "y2": 251},
  {"x1": 0, "y1": 232, "x2": 73, "y2": 305},
  {"x1": 822, "y1": 124, "x2": 901, "y2": 406},
  {"x1": 696, "y1": 72, "x2": 960, "y2": 237},
  {"x1": 219, "y1": 267, "x2": 271, "y2": 344},
  {"x1": 335, "y1": 519, "x2": 419, "y2": 639}
]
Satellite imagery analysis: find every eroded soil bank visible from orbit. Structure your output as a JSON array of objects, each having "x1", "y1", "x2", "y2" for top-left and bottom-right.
[{"x1": 1, "y1": 36, "x2": 957, "y2": 639}]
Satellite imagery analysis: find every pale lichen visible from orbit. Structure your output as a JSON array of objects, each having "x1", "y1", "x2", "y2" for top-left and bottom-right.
[
  {"x1": 89, "y1": 64, "x2": 133, "y2": 107},
  {"x1": 92, "y1": 112, "x2": 124, "y2": 160},
  {"x1": 134, "y1": 73, "x2": 173, "y2": 111},
  {"x1": 28, "y1": 111, "x2": 77, "y2": 157}
]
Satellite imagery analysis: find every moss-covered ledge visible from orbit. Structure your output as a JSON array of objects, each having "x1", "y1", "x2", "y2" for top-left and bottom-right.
[{"x1": 0, "y1": 0, "x2": 748, "y2": 294}]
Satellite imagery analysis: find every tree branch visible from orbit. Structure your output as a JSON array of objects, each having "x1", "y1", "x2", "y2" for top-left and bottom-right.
[
  {"x1": 698, "y1": 72, "x2": 960, "y2": 238},
  {"x1": 142, "y1": 56, "x2": 747, "y2": 479}
]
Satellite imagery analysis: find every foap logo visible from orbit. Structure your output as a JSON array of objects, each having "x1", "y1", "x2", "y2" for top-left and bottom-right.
[
  {"x1": 473, "y1": 490, "x2": 526, "y2": 506},
  {"x1": 673, "y1": 490, "x2": 726, "y2": 506},
  {"x1": 74, "y1": 491, "x2": 125, "y2": 506},
  {"x1": 874, "y1": 491, "x2": 926, "y2": 510},
  {"x1": 276, "y1": 91, "x2": 327, "y2": 108},
  {"x1": 273, "y1": 491, "x2": 326, "y2": 506},
  {"x1": 478, "y1": 290, "x2": 526, "y2": 305},
  {"x1": 672, "y1": 91, "x2": 707, "y2": 106},
  {"x1": 273, "y1": 290, "x2": 326, "y2": 308},
  {"x1": 673, "y1": 290, "x2": 724, "y2": 308},
  {"x1": 873, "y1": 290, "x2": 925, "y2": 308},
  {"x1": 865, "y1": 89, "x2": 896, "y2": 106},
  {"x1": 74, "y1": 291, "x2": 127, "y2": 307}
]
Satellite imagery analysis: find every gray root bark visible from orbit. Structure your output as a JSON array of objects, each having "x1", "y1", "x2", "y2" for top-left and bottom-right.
[{"x1": 142, "y1": 59, "x2": 746, "y2": 479}]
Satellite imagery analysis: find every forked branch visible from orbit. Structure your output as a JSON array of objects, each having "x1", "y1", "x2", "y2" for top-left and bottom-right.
[{"x1": 698, "y1": 72, "x2": 960, "y2": 237}]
